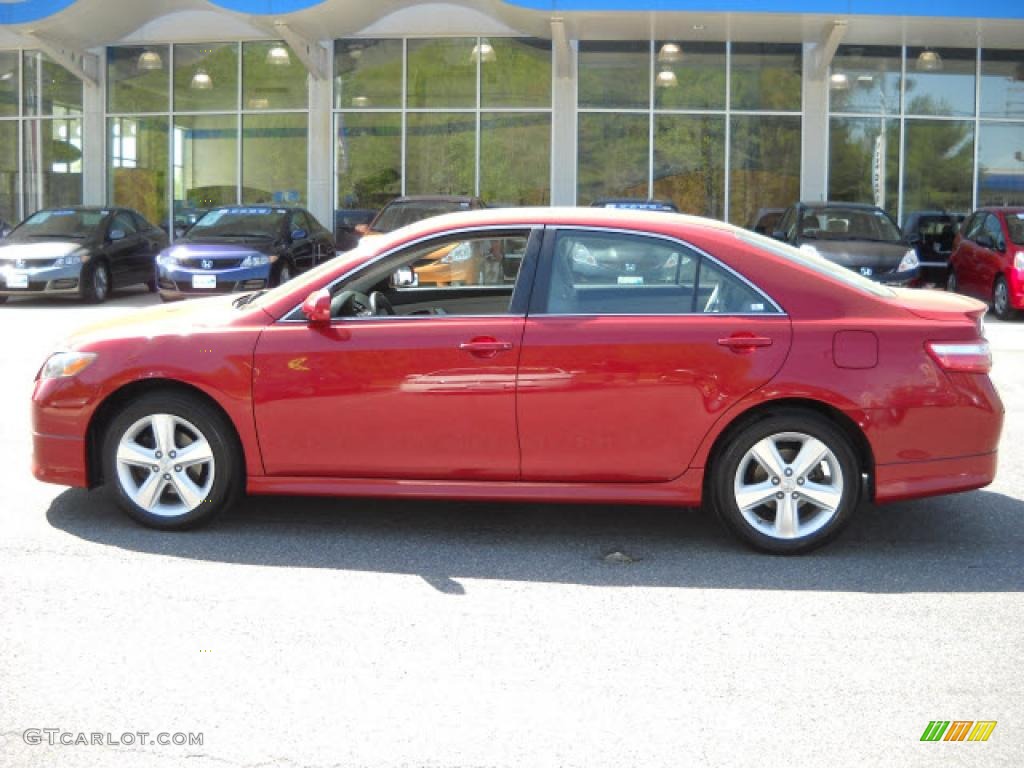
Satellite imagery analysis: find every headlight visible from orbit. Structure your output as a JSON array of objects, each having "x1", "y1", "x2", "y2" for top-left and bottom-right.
[
  {"x1": 897, "y1": 249, "x2": 920, "y2": 273},
  {"x1": 40, "y1": 351, "x2": 97, "y2": 380},
  {"x1": 240, "y1": 253, "x2": 271, "y2": 268},
  {"x1": 1015, "y1": 251, "x2": 1024, "y2": 271},
  {"x1": 157, "y1": 252, "x2": 176, "y2": 267},
  {"x1": 57, "y1": 249, "x2": 89, "y2": 267},
  {"x1": 440, "y1": 242, "x2": 472, "y2": 264}
]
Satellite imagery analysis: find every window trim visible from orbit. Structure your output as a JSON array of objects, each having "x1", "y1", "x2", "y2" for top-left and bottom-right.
[{"x1": 527, "y1": 224, "x2": 785, "y2": 318}]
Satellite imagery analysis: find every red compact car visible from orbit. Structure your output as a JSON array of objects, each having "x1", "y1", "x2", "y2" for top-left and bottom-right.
[
  {"x1": 947, "y1": 207, "x2": 1024, "y2": 320},
  {"x1": 31, "y1": 208, "x2": 1003, "y2": 553}
]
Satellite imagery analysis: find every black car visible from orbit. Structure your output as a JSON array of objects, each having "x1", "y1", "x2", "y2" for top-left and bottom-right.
[
  {"x1": 156, "y1": 205, "x2": 336, "y2": 301},
  {"x1": 591, "y1": 198, "x2": 680, "y2": 212},
  {"x1": 771, "y1": 202, "x2": 920, "y2": 285},
  {"x1": 902, "y1": 210, "x2": 966, "y2": 285},
  {"x1": 0, "y1": 206, "x2": 167, "y2": 304},
  {"x1": 363, "y1": 196, "x2": 487, "y2": 236},
  {"x1": 334, "y1": 208, "x2": 377, "y2": 252},
  {"x1": 748, "y1": 207, "x2": 785, "y2": 235}
]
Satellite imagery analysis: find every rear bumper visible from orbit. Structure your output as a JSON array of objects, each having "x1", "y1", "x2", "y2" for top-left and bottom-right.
[
  {"x1": 874, "y1": 451, "x2": 997, "y2": 503},
  {"x1": 32, "y1": 431, "x2": 88, "y2": 487}
]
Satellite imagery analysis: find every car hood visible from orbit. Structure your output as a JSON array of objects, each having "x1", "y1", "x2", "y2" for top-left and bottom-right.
[
  {"x1": 166, "y1": 240, "x2": 276, "y2": 258},
  {"x1": 64, "y1": 294, "x2": 266, "y2": 350},
  {"x1": 0, "y1": 240, "x2": 85, "y2": 259},
  {"x1": 802, "y1": 239, "x2": 910, "y2": 269}
]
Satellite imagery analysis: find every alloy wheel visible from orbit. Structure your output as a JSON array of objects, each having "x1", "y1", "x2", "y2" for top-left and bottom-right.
[
  {"x1": 732, "y1": 431, "x2": 844, "y2": 541},
  {"x1": 114, "y1": 413, "x2": 215, "y2": 517},
  {"x1": 994, "y1": 280, "x2": 1009, "y2": 317},
  {"x1": 94, "y1": 265, "x2": 109, "y2": 301}
]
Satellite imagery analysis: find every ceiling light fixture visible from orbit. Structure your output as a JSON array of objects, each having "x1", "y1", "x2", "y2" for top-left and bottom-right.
[
  {"x1": 657, "y1": 42, "x2": 683, "y2": 64},
  {"x1": 190, "y1": 69, "x2": 213, "y2": 90},
  {"x1": 916, "y1": 49, "x2": 943, "y2": 72},
  {"x1": 656, "y1": 68, "x2": 679, "y2": 88},
  {"x1": 266, "y1": 45, "x2": 291, "y2": 66},
  {"x1": 829, "y1": 72, "x2": 850, "y2": 90},
  {"x1": 137, "y1": 50, "x2": 163, "y2": 71},
  {"x1": 471, "y1": 38, "x2": 496, "y2": 64}
]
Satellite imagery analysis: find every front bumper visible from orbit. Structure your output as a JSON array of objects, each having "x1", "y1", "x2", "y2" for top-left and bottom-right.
[
  {"x1": 872, "y1": 265, "x2": 919, "y2": 286},
  {"x1": 157, "y1": 264, "x2": 269, "y2": 299},
  {"x1": 0, "y1": 264, "x2": 83, "y2": 297}
]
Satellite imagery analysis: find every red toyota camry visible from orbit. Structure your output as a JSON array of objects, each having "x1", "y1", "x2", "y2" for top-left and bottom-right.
[{"x1": 31, "y1": 208, "x2": 1003, "y2": 553}]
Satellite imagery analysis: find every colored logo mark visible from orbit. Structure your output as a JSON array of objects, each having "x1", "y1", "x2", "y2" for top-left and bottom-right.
[{"x1": 920, "y1": 721, "x2": 997, "y2": 742}]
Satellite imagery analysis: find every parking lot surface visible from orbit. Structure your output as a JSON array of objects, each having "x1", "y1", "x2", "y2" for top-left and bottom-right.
[{"x1": 1, "y1": 289, "x2": 1022, "y2": 767}]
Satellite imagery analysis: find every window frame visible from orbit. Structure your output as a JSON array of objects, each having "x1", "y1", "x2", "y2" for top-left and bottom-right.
[{"x1": 528, "y1": 225, "x2": 784, "y2": 318}]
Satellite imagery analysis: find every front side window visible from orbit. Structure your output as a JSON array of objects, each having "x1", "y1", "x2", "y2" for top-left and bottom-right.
[
  {"x1": 538, "y1": 230, "x2": 776, "y2": 316},
  {"x1": 324, "y1": 230, "x2": 532, "y2": 319}
]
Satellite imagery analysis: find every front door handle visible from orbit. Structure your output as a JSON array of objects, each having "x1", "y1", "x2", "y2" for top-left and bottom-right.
[
  {"x1": 718, "y1": 334, "x2": 773, "y2": 353},
  {"x1": 459, "y1": 338, "x2": 513, "y2": 358}
]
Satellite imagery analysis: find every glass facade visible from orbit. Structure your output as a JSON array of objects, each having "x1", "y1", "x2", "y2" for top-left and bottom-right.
[
  {"x1": 578, "y1": 41, "x2": 802, "y2": 224},
  {"x1": 333, "y1": 37, "x2": 552, "y2": 210},
  {"x1": 0, "y1": 50, "x2": 83, "y2": 224},
  {"x1": 829, "y1": 45, "x2": 1024, "y2": 220},
  {"x1": 107, "y1": 41, "x2": 308, "y2": 234}
]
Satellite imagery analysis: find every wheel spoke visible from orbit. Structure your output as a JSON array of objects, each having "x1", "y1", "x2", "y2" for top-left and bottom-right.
[
  {"x1": 774, "y1": 494, "x2": 799, "y2": 539},
  {"x1": 735, "y1": 480, "x2": 778, "y2": 511},
  {"x1": 134, "y1": 472, "x2": 167, "y2": 510},
  {"x1": 750, "y1": 438, "x2": 786, "y2": 478},
  {"x1": 800, "y1": 481, "x2": 842, "y2": 513},
  {"x1": 150, "y1": 414, "x2": 177, "y2": 455},
  {"x1": 169, "y1": 472, "x2": 204, "y2": 510},
  {"x1": 789, "y1": 437, "x2": 830, "y2": 480},
  {"x1": 175, "y1": 438, "x2": 213, "y2": 469},
  {"x1": 117, "y1": 441, "x2": 155, "y2": 468}
]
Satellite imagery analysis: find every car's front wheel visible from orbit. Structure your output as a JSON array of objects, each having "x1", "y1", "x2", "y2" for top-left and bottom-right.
[
  {"x1": 993, "y1": 276, "x2": 1017, "y2": 321},
  {"x1": 709, "y1": 411, "x2": 861, "y2": 554},
  {"x1": 946, "y1": 269, "x2": 959, "y2": 294},
  {"x1": 102, "y1": 391, "x2": 243, "y2": 529},
  {"x1": 81, "y1": 261, "x2": 111, "y2": 304}
]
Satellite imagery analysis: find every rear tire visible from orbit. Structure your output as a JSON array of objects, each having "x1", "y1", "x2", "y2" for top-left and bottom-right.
[
  {"x1": 945, "y1": 270, "x2": 958, "y2": 294},
  {"x1": 708, "y1": 410, "x2": 861, "y2": 554},
  {"x1": 81, "y1": 261, "x2": 111, "y2": 304},
  {"x1": 992, "y1": 276, "x2": 1017, "y2": 321},
  {"x1": 102, "y1": 391, "x2": 243, "y2": 530}
]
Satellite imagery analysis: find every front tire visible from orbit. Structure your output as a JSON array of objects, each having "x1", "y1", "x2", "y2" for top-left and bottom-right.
[
  {"x1": 946, "y1": 270, "x2": 958, "y2": 294},
  {"x1": 81, "y1": 261, "x2": 111, "y2": 304},
  {"x1": 709, "y1": 411, "x2": 861, "y2": 554},
  {"x1": 992, "y1": 276, "x2": 1017, "y2": 321},
  {"x1": 102, "y1": 391, "x2": 243, "y2": 530}
]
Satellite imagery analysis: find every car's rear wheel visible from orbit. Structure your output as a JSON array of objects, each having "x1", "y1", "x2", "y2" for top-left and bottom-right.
[
  {"x1": 102, "y1": 392, "x2": 242, "y2": 529},
  {"x1": 946, "y1": 270, "x2": 959, "y2": 294},
  {"x1": 81, "y1": 261, "x2": 111, "y2": 304},
  {"x1": 993, "y1": 276, "x2": 1017, "y2": 321},
  {"x1": 709, "y1": 411, "x2": 861, "y2": 554}
]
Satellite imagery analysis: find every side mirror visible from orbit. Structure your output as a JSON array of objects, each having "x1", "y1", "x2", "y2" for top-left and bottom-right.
[
  {"x1": 109, "y1": 228, "x2": 126, "y2": 241},
  {"x1": 354, "y1": 223, "x2": 370, "y2": 236},
  {"x1": 390, "y1": 267, "x2": 418, "y2": 288},
  {"x1": 301, "y1": 289, "x2": 332, "y2": 324},
  {"x1": 290, "y1": 228, "x2": 308, "y2": 241}
]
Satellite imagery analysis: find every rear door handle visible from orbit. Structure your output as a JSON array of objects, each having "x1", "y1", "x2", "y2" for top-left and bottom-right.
[
  {"x1": 459, "y1": 338, "x2": 514, "y2": 358},
  {"x1": 718, "y1": 335, "x2": 773, "y2": 352}
]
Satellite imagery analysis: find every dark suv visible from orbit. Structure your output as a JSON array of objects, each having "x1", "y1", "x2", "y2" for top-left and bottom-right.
[{"x1": 771, "y1": 202, "x2": 920, "y2": 285}]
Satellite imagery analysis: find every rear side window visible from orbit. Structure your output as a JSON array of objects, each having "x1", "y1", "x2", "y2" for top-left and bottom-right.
[{"x1": 537, "y1": 230, "x2": 777, "y2": 316}]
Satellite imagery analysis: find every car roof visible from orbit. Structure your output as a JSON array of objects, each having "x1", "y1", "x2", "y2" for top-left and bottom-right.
[
  {"x1": 798, "y1": 201, "x2": 883, "y2": 211},
  {"x1": 383, "y1": 195, "x2": 481, "y2": 205},
  {"x1": 591, "y1": 198, "x2": 679, "y2": 209},
  {"x1": 34, "y1": 205, "x2": 116, "y2": 214},
  {"x1": 207, "y1": 204, "x2": 302, "y2": 212}
]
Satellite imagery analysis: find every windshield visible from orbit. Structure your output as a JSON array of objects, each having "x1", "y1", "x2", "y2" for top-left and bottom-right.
[
  {"x1": 799, "y1": 207, "x2": 902, "y2": 243},
  {"x1": 372, "y1": 201, "x2": 471, "y2": 233},
  {"x1": 16, "y1": 209, "x2": 105, "y2": 239},
  {"x1": 1007, "y1": 213, "x2": 1024, "y2": 246},
  {"x1": 186, "y1": 207, "x2": 287, "y2": 239},
  {"x1": 737, "y1": 229, "x2": 896, "y2": 298}
]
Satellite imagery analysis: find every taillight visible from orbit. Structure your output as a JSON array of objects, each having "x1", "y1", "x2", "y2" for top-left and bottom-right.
[{"x1": 925, "y1": 340, "x2": 992, "y2": 374}]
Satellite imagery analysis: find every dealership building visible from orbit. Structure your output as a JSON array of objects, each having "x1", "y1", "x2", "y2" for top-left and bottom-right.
[{"x1": 0, "y1": 0, "x2": 1022, "y2": 235}]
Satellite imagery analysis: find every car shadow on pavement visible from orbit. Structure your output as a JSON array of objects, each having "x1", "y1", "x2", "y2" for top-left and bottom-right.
[{"x1": 45, "y1": 486, "x2": 1024, "y2": 594}]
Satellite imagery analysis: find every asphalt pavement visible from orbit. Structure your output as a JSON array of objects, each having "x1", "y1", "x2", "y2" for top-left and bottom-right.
[{"x1": 0, "y1": 288, "x2": 1021, "y2": 767}]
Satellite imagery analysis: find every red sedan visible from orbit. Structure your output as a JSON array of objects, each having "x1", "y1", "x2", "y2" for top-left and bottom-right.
[
  {"x1": 31, "y1": 208, "x2": 1003, "y2": 554},
  {"x1": 947, "y1": 207, "x2": 1024, "y2": 320}
]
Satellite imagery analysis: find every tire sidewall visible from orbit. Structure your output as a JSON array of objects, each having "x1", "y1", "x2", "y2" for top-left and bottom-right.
[
  {"x1": 711, "y1": 411, "x2": 861, "y2": 554},
  {"x1": 82, "y1": 261, "x2": 110, "y2": 303},
  {"x1": 101, "y1": 392, "x2": 242, "y2": 529},
  {"x1": 993, "y1": 277, "x2": 1013, "y2": 320}
]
